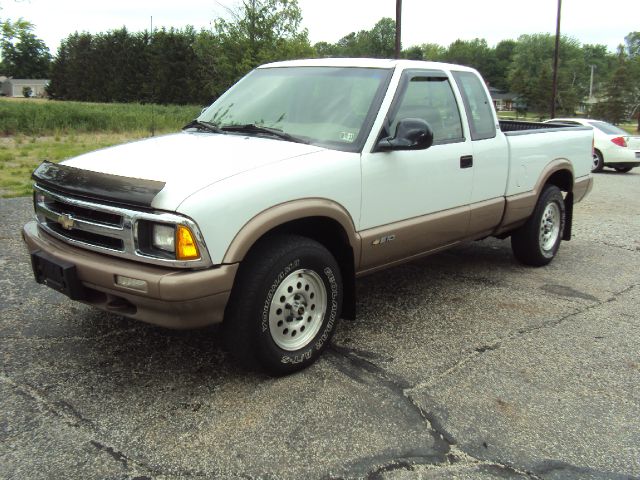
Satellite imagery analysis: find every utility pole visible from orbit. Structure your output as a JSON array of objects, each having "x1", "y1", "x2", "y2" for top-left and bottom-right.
[
  {"x1": 395, "y1": 0, "x2": 402, "y2": 59},
  {"x1": 589, "y1": 64, "x2": 595, "y2": 99},
  {"x1": 150, "y1": 15, "x2": 155, "y2": 137},
  {"x1": 550, "y1": 0, "x2": 562, "y2": 118}
]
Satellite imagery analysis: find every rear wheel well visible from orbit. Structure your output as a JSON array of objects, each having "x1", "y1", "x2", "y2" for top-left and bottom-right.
[
  {"x1": 546, "y1": 169, "x2": 573, "y2": 193},
  {"x1": 545, "y1": 169, "x2": 574, "y2": 240},
  {"x1": 238, "y1": 217, "x2": 356, "y2": 320}
]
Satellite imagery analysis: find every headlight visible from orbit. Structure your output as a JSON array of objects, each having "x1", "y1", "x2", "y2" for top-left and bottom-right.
[
  {"x1": 136, "y1": 221, "x2": 200, "y2": 261},
  {"x1": 152, "y1": 224, "x2": 175, "y2": 252}
]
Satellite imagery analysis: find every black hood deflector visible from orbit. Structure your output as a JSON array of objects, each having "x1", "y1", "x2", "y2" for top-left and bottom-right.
[{"x1": 32, "y1": 161, "x2": 165, "y2": 208}]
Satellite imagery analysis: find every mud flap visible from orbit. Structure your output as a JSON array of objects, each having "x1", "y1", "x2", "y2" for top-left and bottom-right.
[{"x1": 563, "y1": 192, "x2": 573, "y2": 241}]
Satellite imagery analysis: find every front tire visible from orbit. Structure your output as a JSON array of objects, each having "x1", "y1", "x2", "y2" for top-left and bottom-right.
[
  {"x1": 511, "y1": 185, "x2": 565, "y2": 267},
  {"x1": 592, "y1": 150, "x2": 604, "y2": 173},
  {"x1": 223, "y1": 234, "x2": 343, "y2": 375}
]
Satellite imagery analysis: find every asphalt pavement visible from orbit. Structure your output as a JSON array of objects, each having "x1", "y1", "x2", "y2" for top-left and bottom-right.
[{"x1": 1, "y1": 169, "x2": 639, "y2": 479}]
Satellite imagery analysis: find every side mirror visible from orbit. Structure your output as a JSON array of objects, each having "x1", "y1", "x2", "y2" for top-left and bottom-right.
[{"x1": 376, "y1": 118, "x2": 434, "y2": 151}]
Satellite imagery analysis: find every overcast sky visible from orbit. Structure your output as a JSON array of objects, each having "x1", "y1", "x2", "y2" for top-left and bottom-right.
[{"x1": 1, "y1": 0, "x2": 638, "y2": 54}]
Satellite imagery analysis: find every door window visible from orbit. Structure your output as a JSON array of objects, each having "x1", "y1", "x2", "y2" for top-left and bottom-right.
[{"x1": 387, "y1": 75, "x2": 464, "y2": 145}]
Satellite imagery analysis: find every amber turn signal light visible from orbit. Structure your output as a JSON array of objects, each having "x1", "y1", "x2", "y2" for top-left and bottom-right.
[{"x1": 176, "y1": 225, "x2": 200, "y2": 260}]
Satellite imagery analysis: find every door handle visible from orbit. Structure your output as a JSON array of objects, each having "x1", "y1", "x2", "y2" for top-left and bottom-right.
[{"x1": 460, "y1": 155, "x2": 473, "y2": 168}]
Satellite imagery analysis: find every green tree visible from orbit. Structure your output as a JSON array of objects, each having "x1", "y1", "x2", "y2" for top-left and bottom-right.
[
  {"x1": 319, "y1": 18, "x2": 396, "y2": 59},
  {"x1": 442, "y1": 38, "x2": 496, "y2": 81},
  {"x1": 508, "y1": 34, "x2": 586, "y2": 115},
  {"x1": 623, "y1": 32, "x2": 640, "y2": 131},
  {"x1": 365, "y1": 17, "x2": 396, "y2": 58},
  {"x1": 313, "y1": 41, "x2": 339, "y2": 58},
  {"x1": 624, "y1": 31, "x2": 640, "y2": 58},
  {"x1": 492, "y1": 40, "x2": 517, "y2": 91},
  {"x1": 592, "y1": 53, "x2": 633, "y2": 124},
  {"x1": 401, "y1": 45, "x2": 424, "y2": 60},
  {"x1": 417, "y1": 43, "x2": 446, "y2": 61},
  {"x1": 213, "y1": 0, "x2": 313, "y2": 95},
  {"x1": 1, "y1": 18, "x2": 51, "y2": 77}
]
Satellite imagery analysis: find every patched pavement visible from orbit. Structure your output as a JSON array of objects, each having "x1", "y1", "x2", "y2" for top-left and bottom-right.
[{"x1": 1, "y1": 170, "x2": 639, "y2": 479}]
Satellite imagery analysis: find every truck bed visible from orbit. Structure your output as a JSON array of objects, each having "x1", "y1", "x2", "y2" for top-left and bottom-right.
[
  {"x1": 501, "y1": 121, "x2": 593, "y2": 196},
  {"x1": 499, "y1": 120, "x2": 591, "y2": 135}
]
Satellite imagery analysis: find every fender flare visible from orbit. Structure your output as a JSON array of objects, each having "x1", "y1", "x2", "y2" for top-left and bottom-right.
[
  {"x1": 498, "y1": 159, "x2": 574, "y2": 232},
  {"x1": 222, "y1": 198, "x2": 361, "y2": 266}
]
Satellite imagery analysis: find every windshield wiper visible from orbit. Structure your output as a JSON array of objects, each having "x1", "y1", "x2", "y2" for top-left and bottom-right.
[
  {"x1": 182, "y1": 119, "x2": 225, "y2": 134},
  {"x1": 220, "y1": 124, "x2": 309, "y2": 144}
]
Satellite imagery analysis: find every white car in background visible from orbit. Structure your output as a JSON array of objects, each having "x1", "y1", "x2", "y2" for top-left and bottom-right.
[{"x1": 547, "y1": 118, "x2": 640, "y2": 173}]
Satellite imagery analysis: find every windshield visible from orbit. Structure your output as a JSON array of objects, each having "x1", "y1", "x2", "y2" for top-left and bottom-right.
[
  {"x1": 588, "y1": 121, "x2": 627, "y2": 136},
  {"x1": 199, "y1": 66, "x2": 392, "y2": 152}
]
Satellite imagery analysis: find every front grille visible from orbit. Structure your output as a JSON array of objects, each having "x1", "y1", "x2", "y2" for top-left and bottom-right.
[
  {"x1": 47, "y1": 222, "x2": 125, "y2": 250},
  {"x1": 48, "y1": 198, "x2": 123, "y2": 227},
  {"x1": 35, "y1": 186, "x2": 129, "y2": 253},
  {"x1": 32, "y1": 184, "x2": 213, "y2": 269}
]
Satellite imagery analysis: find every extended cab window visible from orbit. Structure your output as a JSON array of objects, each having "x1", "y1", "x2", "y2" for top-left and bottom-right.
[
  {"x1": 452, "y1": 71, "x2": 496, "y2": 141},
  {"x1": 387, "y1": 74, "x2": 464, "y2": 145}
]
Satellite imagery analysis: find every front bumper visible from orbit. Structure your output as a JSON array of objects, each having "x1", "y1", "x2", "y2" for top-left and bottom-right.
[{"x1": 23, "y1": 221, "x2": 238, "y2": 329}]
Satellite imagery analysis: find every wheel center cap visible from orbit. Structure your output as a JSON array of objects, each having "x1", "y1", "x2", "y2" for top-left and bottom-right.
[{"x1": 292, "y1": 301, "x2": 305, "y2": 316}]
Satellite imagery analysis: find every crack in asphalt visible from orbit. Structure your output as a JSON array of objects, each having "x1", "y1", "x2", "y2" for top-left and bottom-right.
[
  {"x1": 597, "y1": 240, "x2": 640, "y2": 253},
  {"x1": 329, "y1": 282, "x2": 639, "y2": 479},
  {"x1": 532, "y1": 459, "x2": 640, "y2": 480},
  {"x1": 327, "y1": 345, "x2": 542, "y2": 479},
  {"x1": 412, "y1": 282, "x2": 639, "y2": 391},
  {"x1": 0, "y1": 372, "x2": 162, "y2": 479},
  {"x1": 1, "y1": 371, "x2": 269, "y2": 479},
  {"x1": 0, "y1": 326, "x2": 145, "y2": 342}
]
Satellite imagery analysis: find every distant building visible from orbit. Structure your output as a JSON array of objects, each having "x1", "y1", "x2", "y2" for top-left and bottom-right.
[
  {"x1": 1, "y1": 78, "x2": 50, "y2": 97},
  {"x1": 488, "y1": 87, "x2": 522, "y2": 112}
]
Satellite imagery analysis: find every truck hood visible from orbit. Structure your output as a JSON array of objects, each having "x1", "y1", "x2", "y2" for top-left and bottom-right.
[{"x1": 62, "y1": 132, "x2": 325, "y2": 209}]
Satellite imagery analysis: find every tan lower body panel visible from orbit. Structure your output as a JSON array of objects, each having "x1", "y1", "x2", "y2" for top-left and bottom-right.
[
  {"x1": 493, "y1": 191, "x2": 537, "y2": 236},
  {"x1": 573, "y1": 176, "x2": 593, "y2": 203},
  {"x1": 23, "y1": 221, "x2": 237, "y2": 328},
  {"x1": 358, "y1": 198, "x2": 506, "y2": 275}
]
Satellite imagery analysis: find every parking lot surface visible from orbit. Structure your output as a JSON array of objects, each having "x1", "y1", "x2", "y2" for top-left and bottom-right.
[{"x1": 1, "y1": 170, "x2": 639, "y2": 479}]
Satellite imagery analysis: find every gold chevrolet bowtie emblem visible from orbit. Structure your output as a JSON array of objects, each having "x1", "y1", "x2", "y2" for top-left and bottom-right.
[{"x1": 57, "y1": 213, "x2": 75, "y2": 230}]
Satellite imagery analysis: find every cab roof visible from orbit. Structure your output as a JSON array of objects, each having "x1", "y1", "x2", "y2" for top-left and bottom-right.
[{"x1": 258, "y1": 57, "x2": 478, "y2": 73}]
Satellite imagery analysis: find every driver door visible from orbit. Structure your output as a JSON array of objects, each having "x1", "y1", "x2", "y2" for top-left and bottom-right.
[{"x1": 359, "y1": 70, "x2": 474, "y2": 270}]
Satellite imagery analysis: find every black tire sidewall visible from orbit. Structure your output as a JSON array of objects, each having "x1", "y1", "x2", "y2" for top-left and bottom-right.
[
  {"x1": 592, "y1": 150, "x2": 604, "y2": 172},
  {"x1": 230, "y1": 236, "x2": 343, "y2": 374},
  {"x1": 511, "y1": 185, "x2": 565, "y2": 266},
  {"x1": 535, "y1": 186, "x2": 565, "y2": 260},
  {"x1": 258, "y1": 247, "x2": 341, "y2": 372}
]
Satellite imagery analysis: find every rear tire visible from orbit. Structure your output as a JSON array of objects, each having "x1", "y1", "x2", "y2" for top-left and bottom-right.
[
  {"x1": 511, "y1": 185, "x2": 565, "y2": 267},
  {"x1": 592, "y1": 150, "x2": 604, "y2": 173},
  {"x1": 614, "y1": 166, "x2": 632, "y2": 173},
  {"x1": 223, "y1": 234, "x2": 343, "y2": 375}
]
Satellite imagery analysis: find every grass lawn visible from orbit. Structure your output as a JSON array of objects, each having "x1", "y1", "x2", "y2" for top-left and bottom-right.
[
  {"x1": 0, "y1": 132, "x2": 162, "y2": 197},
  {"x1": 0, "y1": 97, "x2": 200, "y2": 197},
  {"x1": 0, "y1": 97, "x2": 200, "y2": 136}
]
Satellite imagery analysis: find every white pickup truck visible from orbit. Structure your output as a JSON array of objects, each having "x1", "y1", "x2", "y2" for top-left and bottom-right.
[{"x1": 23, "y1": 58, "x2": 593, "y2": 374}]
